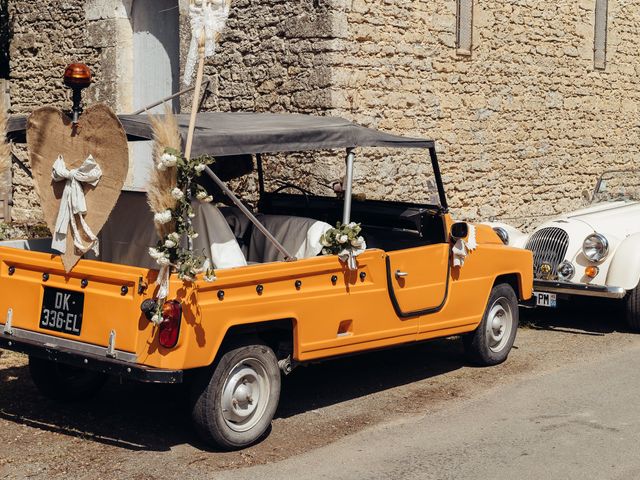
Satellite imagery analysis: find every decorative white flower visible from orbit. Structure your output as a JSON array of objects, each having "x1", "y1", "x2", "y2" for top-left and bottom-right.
[
  {"x1": 148, "y1": 247, "x2": 163, "y2": 259},
  {"x1": 171, "y1": 188, "x2": 184, "y2": 200},
  {"x1": 195, "y1": 163, "x2": 206, "y2": 173},
  {"x1": 338, "y1": 234, "x2": 348, "y2": 244},
  {"x1": 196, "y1": 190, "x2": 208, "y2": 200},
  {"x1": 151, "y1": 313, "x2": 162, "y2": 325},
  {"x1": 154, "y1": 210, "x2": 172, "y2": 225},
  {"x1": 188, "y1": 211, "x2": 196, "y2": 218},
  {"x1": 200, "y1": 195, "x2": 213, "y2": 203},
  {"x1": 204, "y1": 272, "x2": 217, "y2": 282},
  {"x1": 156, "y1": 255, "x2": 171, "y2": 266},
  {"x1": 161, "y1": 153, "x2": 178, "y2": 168},
  {"x1": 167, "y1": 232, "x2": 180, "y2": 243},
  {"x1": 351, "y1": 236, "x2": 364, "y2": 248},
  {"x1": 164, "y1": 239, "x2": 177, "y2": 248},
  {"x1": 188, "y1": 232, "x2": 199, "y2": 239},
  {"x1": 348, "y1": 222, "x2": 358, "y2": 229}
]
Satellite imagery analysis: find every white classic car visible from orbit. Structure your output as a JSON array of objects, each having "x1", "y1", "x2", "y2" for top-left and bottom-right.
[{"x1": 491, "y1": 170, "x2": 640, "y2": 331}]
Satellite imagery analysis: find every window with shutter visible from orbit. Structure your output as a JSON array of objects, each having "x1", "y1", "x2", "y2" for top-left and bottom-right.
[
  {"x1": 594, "y1": 0, "x2": 608, "y2": 70},
  {"x1": 456, "y1": 0, "x2": 474, "y2": 56}
]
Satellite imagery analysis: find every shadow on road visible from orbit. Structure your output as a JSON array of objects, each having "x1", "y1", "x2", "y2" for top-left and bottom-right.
[
  {"x1": 522, "y1": 298, "x2": 627, "y2": 335},
  {"x1": 0, "y1": 337, "x2": 465, "y2": 452}
]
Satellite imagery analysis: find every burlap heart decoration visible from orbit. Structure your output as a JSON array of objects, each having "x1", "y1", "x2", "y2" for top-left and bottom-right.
[{"x1": 27, "y1": 104, "x2": 129, "y2": 271}]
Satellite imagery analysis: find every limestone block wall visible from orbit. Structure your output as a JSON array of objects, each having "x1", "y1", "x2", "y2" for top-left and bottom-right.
[
  {"x1": 7, "y1": 0, "x2": 105, "y2": 223},
  {"x1": 324, "y1": 0, "x2": 640, "y2": 228}
]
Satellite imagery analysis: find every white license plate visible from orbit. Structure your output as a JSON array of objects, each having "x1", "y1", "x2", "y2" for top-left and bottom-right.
[{"x1": 534, "y1": 291, "x2": 557, "y2": 308}]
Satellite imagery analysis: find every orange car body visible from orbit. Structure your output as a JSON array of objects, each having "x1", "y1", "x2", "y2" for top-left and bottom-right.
[{"x1": 0, "y1": 218, "x2": 532, "y2": 375}]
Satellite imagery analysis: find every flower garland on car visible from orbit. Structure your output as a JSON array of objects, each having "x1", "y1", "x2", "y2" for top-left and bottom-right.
[
  {"x1": 320, "y1": 222, "x2": 366, "y2": 270},
  {"x1": 147, "y1": 113, "x2": 216, "y2": 324}
]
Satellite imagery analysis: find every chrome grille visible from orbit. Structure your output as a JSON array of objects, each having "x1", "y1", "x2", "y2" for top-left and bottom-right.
[{"x1": 525, "y1": 227, "x2": 569, "y2": 279}]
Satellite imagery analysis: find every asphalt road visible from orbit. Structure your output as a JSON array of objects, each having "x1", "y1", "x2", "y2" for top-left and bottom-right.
[{"x1": 218, "y1": 342, "x2": 640, "y2": 480}]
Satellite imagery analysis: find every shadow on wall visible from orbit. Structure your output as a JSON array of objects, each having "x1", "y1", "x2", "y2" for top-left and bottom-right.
[{"x1": 0, "y1": 0, "x2": 9, "y2": 79}]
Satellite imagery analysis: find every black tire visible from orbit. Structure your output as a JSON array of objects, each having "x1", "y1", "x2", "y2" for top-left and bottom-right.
[
  {"x1": 463, "y1": 283, "x2": 519, "y2": 366},
  {"x1": 28, "y1": 356, "x2": 108, "y2": 401},
  {"x1": 624, "y1": 286, "x2": 640, "y2": 332},
  {"x1": 190, "y1": 343, "x2": 281, "y2": 450}
]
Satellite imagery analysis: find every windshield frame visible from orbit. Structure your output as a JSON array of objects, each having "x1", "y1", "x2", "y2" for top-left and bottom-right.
[{"x1": 591, "y1": 169, "x2": 640, "y2": 204}]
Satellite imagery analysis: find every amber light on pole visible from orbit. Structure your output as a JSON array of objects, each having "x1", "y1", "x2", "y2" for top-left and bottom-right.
[{"x1": 63, "y1": 63, "x2": 92, "y2": 124}]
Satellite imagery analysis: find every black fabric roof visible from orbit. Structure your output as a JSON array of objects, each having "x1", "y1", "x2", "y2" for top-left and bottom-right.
[{"x1": 7, "y1": 112, "x2": 434, "y2": 155}]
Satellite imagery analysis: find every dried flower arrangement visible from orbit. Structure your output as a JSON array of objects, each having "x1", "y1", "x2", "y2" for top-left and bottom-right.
[{"x1": 147, "y1": 111, "x2": 216, "y2": 324}]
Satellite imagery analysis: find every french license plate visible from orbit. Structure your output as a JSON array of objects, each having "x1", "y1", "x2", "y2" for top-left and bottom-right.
[
  {"x1": 39, "y1": 287, "x2": 84, "y2": 336},
  {"x1": 534, "y1": 291, "x2": 557, "y2": 308}
]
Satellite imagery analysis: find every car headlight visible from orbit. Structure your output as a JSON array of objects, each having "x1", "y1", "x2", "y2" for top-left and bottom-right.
[
  {"x1": 493, "y1": 227, "x2": 509, "y2": 245},
  {"x1": 582, "y1": 233, "x2": 609, "y2": 262},
  {"x1": 557, "y1": 261, "x2": 575, "y2": 281}
]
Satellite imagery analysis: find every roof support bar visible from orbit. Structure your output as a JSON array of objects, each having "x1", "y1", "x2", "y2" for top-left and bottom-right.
[
  {"x1": 203, "y1": 166, "x2": 296, "y2": 261},
  {"x1": 428, "y1": 146, "x2": 448, "y2": 212},
  {"x1": 342, "y1": 148, "x2": 355, "y2": 224}
]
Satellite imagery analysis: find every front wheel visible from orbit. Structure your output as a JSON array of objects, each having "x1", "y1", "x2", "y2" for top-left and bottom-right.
[
  {"x1": 463, "y1": 283, "x2": 519, "y2": 366},
  {"x1": 190, "y1": 343, "x2": 281, "y2": 450}
]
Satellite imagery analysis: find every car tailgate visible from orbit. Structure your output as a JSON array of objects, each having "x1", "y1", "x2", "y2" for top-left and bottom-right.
[{"x1": 0, "y1": 247, "x2": 150, "y2": 354}]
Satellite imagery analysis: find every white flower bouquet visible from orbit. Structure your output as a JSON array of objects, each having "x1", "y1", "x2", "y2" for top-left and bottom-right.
[{"x1": 320, "y1": 222, "x2": 367, "y2": 270}]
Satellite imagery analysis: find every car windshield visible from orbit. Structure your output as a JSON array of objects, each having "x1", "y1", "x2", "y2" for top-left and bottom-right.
[
  {"x1": 262, "y1": 147, "x2": 443, "y2": 207},
  {"x1": 591, "y1": 170, "x2": 640, "y2": 204}
]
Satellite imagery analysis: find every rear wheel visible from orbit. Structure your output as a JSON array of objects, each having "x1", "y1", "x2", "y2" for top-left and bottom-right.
[
  {"x1": 463, "y1": 283, "x2": 519, "y2": 366},
  {"x1": 28, "y1": 356, "x2": 108, "y2": 401},
  {"x1": 624, "y1": 285, "x2": 640, "y2": 332},
  {"x1": 190, "y1": 343, "x2": 281, "y2": 450}
]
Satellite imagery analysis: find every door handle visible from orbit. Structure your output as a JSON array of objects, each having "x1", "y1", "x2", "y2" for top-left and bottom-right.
[{"x1": 395, "y1": 270, "x2": 409, "y2": 279}]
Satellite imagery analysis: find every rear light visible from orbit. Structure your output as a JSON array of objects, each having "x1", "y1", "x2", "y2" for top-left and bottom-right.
[{"x1": 159, "y1": 300, "x2": 182, "y2": 348}]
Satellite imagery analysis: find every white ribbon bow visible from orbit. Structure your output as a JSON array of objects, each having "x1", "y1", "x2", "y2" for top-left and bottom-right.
[
  {"x1": 184, "y1": 0, "x2": 230, "y2": 85},
  {"x1": 452, "y1": 224, "x2": 477, "y2": 267},
  {"x1": 51, "y1": 155, "x2": 103, "y2": 255}
]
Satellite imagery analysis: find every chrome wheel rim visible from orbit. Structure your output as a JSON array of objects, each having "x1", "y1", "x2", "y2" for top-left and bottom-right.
[
  {"x1": 486, "y1": 297, "x2": 513, "y2": 353},
  {"x1": 221, "y1": 357, "x2": 270, "y2": 432}
]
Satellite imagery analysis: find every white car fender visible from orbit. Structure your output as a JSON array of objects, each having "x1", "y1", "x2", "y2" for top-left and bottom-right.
[
  {"x1": 606, "y1": 232, "x2": 640, "y2": 291},
  {"x1": 481, "y1": 222, "x2": 528, "y2": 248}
]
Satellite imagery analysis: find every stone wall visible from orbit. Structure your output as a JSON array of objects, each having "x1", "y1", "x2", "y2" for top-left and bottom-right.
[
  {"x1": 323, "y1": 0, "x2": 640, "y2": 228},
  {"x1": 7, "y1": 0, "x2": 105, "y2": 223},
  {"x1": 5, "y1": 0, "x2": 640, "y2": 230}
]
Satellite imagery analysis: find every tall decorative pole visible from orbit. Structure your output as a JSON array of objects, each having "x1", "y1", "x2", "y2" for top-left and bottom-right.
[
  {"x1": 183, "y1": 0, "x2": 231, "y2": 250},
  {"x1": 183, "y1": 0, "x2": 231, "y2": 161}
]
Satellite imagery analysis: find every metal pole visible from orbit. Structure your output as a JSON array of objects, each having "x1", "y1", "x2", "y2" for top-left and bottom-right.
[
  {"x1": 342, "y1": 148, "x2": 355, "y2": 224},
  {"x1": 131, "y1": 79, "x2": 211, "y2": 115},
  {"x1": 428, "y1": 145, "x2": 448, "y2": 212},
  {"x1": 203, "y1": 166, "x2": 296, "y2": 261}
]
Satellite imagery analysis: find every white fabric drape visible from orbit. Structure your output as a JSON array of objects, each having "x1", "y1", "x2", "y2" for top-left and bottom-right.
[
  {"x1": 51, "y1": 155, "x2": 102, "y2": 255},
  {"x1": 184, "y1": 0, "x2": 230, "y2": 85},
  {"x1": 452, "y1": 224, "x2": 477, "y2": 267}
]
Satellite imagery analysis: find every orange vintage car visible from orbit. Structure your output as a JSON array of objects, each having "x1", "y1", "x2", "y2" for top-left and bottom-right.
[{"x1": 2, "y1": 111, "x2": 533, "y2": 449}]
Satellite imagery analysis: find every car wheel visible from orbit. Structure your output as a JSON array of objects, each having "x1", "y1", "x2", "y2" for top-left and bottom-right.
[
  {"x1": 463, "y1": 283, "x2": 519, "y2": 366},
  {"x1": 28, "y1": 356, "x2": 108, "y2": 401},
  {"x1": 624, "y1": 285, "x2": 640, "y2": 332},
  {"x1": 190, "y1": 343, "x2": 281, "y2": 450}
]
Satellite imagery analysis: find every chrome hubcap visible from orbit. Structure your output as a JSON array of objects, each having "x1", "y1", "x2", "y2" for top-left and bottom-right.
[
  {"x1": 486, "y1": 297, "x2": 513, "y2": 353},
  {"x1": 221, "y1": 358, "x2": 270, "y2": 432}
]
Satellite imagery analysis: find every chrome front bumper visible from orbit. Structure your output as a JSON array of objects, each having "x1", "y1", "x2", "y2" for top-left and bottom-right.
[{"x1": 533, "y1": 280, "x2": 627, "y2": 299}]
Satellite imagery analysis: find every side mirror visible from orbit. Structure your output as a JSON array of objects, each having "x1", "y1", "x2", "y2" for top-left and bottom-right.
[{"x1": 450, "y1": 222, "x2": 469, "y2": 241}]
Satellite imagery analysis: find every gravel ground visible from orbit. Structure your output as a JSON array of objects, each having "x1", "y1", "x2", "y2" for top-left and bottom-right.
[{"x1": 1, "y1": 300, "x2": 638, "y2": 479}]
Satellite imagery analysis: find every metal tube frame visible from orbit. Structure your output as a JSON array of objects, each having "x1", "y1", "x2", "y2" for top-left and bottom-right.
[
  {"x1": 131, "y1": 78, "x2": 211, "y2": 115},
  {"x1": 342, "y1": 148, "x2": 355, "y2": 224},
  {"x1": 203, "y1": 166, "x2": 296, "y2": 261},
  {"x1": 428, "y1": 145, "x2": 449, "y2": 212}
]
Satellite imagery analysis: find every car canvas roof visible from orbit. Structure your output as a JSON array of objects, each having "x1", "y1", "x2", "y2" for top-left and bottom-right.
[{"x1": 7, "y1": 112, "x2": 434, "y2": 156}]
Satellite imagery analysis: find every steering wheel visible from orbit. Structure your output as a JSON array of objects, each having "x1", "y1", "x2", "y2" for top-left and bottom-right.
[{"x1": 272, "y1": 182, "x2": 312, "y2": 217}]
